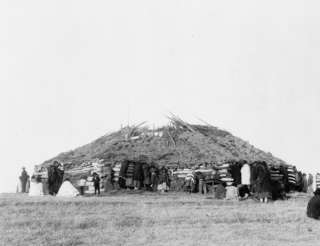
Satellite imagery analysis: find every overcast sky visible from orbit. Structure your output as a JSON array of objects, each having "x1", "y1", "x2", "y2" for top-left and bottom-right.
[{"x1": 1, "y1": 1, "x2": 320, "y2": 192}]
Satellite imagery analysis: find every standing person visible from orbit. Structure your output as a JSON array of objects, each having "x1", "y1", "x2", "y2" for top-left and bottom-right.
[
  {"x1": 142, "y1": 163, "x2": 151, "y2": 191},
  {"x1": 251, "y1": 162, "x2": 272, "y2": 203},
  {"x1": 133, "y1": 162, "x2": 143, "y2": 190},
  {"x1": 196, "y1": 171, "x2": 207, "y2": 195},
  {"x1": 78, "y1": 176, "x2": 87, "y2": 196},
  {"x1": 92, "y1": 172, "x2": 100, "y2": 195},
  {"x1": 308, "y1": 173, "x2": 314, "y2": 193},
  {"x1": 241, "y1": 162, "x2": 251, "y2": 190},
  {"x1": 158, "y1": 167, "x2": 169, "y2": 193},
  {"x1": 150, "y1": 166, "x2": 159, "y2": 192},
  {"x1": 239, "y1": 162, "x2": 252, "y2": 198},
  {"x1": 296, "y1": 171, "x2": 303, "y2": 192},
  {"x1": 185, "y1": 171, "x2": 195, "y2": 193},
  {"x1": 302, "y1": 173, "x2": 308, "y2": 193},
  {"x1": 19, "y1": 167, "x2": 30, "y2": 193},
  {"x1": 29, "y1": 175, "x2": 44, "y2": 196},
  {"x1": 230, "y1": 162, "x2": 242, "y2": 186},
  {"x1": 48, "y1": 161, "x2": 64, "y2": 195}
]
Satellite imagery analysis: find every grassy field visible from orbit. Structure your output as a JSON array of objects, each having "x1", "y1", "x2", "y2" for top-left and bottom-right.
[{"x1": 1, "y1": 192, "x2": 320, "y2": 246}]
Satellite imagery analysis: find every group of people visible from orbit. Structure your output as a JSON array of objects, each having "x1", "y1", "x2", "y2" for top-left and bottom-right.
[
  {"x1": 171, "y1": 161, "x2": 309, "y2": 203},
  {"x1": 78, "y1": 172, "x2": 101, "y2": 195},
  {"x1": 102, "y1": 161, "x2": 170, "y2": 193},
  {"x1": 16, "y1": 160, "x2": 320, "y2": 220},
  {"x1": 16, "y1": 167, "x2": 45, "y2": 196},
  {"x1": 17, "y1": 161, "x2": 65, "y2": 196},
  {"x1": 82, "y1": 160, "x2": 314, "y2": 203},
  {"x1": 180, "y1": 162, "x2": 252, "y2": 201},
  {"x1": 17, "y1": 160, "x2": 319, "y2": 202}
]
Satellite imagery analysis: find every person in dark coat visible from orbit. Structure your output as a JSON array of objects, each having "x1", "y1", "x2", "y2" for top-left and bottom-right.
[
  {"x1": 142, "y1": 163, "x2": 151, "y2": 191},
  {"x1": 270, "y1": 180, "x2": 286, "y2": 200},
  {"x1": 48, "y1": 161, "x2": 64, "y2": 195},
  {"x1": 119, "y1": 160, "x2": 128, "y2": 189},
  {"x1": 251, "y1": 161, "x2": 272, "y2": 203},
  {"x1": 302, "y1": 173, "x2": 308, "y2": 193},
  {"x1": 150, "y1": 166, "x2": 159, "y2": 192},
  {"x1": 229, "y1": 161, "x2": 242, "y2": 186},
  {"x1": 19, "y1": 167, "x2": 29, "y2": 193},
  {"x1": 295, "y1": 171, "x2": 304, "y2": 192},
  {"x1": 133, "y1": 162, "x2": 143, "y2": 190},
  {"x1": 269, "y1": 165, "x2": 286, "y2": 200},
  {"x1": 92, "y1": 172, "x2": 101, "y2": 195},
  {"x1": 308, "y1": 173, "x2": 314, "y2": 193},
  {"x1": 307, "y1": 189, "x2": 320, "y2": 220}
]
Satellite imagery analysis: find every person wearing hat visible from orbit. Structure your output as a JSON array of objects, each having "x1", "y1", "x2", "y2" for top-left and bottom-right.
[{"x1": 19, "y1": 167, "x2": 30, "y2": 193}]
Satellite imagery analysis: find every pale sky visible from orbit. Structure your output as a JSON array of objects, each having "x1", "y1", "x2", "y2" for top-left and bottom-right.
[{"x1": 1, "y1": 1, "x2": 320, "y2": 192}]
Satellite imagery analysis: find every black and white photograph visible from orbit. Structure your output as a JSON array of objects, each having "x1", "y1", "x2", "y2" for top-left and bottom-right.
[{"x1": 1, "y1": 1, "x2": 320, "y2": 245}]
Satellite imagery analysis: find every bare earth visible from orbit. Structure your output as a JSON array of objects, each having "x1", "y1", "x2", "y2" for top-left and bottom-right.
[{"x1": 1, "y1": 192, "x2": 319, "y2": 246}]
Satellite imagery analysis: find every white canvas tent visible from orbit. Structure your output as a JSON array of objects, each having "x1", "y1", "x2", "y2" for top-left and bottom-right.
[{"x1": 57, "y1": 180, "x2": 80, "y2": 197}]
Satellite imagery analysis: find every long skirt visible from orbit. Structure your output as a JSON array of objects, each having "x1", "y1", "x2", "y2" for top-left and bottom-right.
[
  {"x1": 29, "y1": 182, "x2": 44, "y2": 196},
  {"x1": 42, "y1": 179, "x2": 49, "y2": 195},
  {"x1": 16, "y1": 180, "x2": 22, "y2": 193}
]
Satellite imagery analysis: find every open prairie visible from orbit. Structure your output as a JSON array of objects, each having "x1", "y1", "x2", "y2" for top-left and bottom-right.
[{"x1": 1, "y1": 192, "x2": 319, "y2": 246}]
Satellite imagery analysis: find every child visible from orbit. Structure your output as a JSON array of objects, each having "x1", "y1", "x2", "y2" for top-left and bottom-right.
[{"x1": 92, "y1": 173, "x2": 100, "y2": 195}]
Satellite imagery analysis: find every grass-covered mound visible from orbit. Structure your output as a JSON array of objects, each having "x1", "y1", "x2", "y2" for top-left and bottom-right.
[{"x1": 37, "y1": 116, "x2": 286, "y2": 174}]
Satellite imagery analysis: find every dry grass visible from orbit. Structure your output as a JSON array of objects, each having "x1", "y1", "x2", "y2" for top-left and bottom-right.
[
  {"x1": 1, "y1": 192, "x2": 320, "y2": 246},
  {"x1": 40, "y1": 120, "x2": 286, "y2": 172}
]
